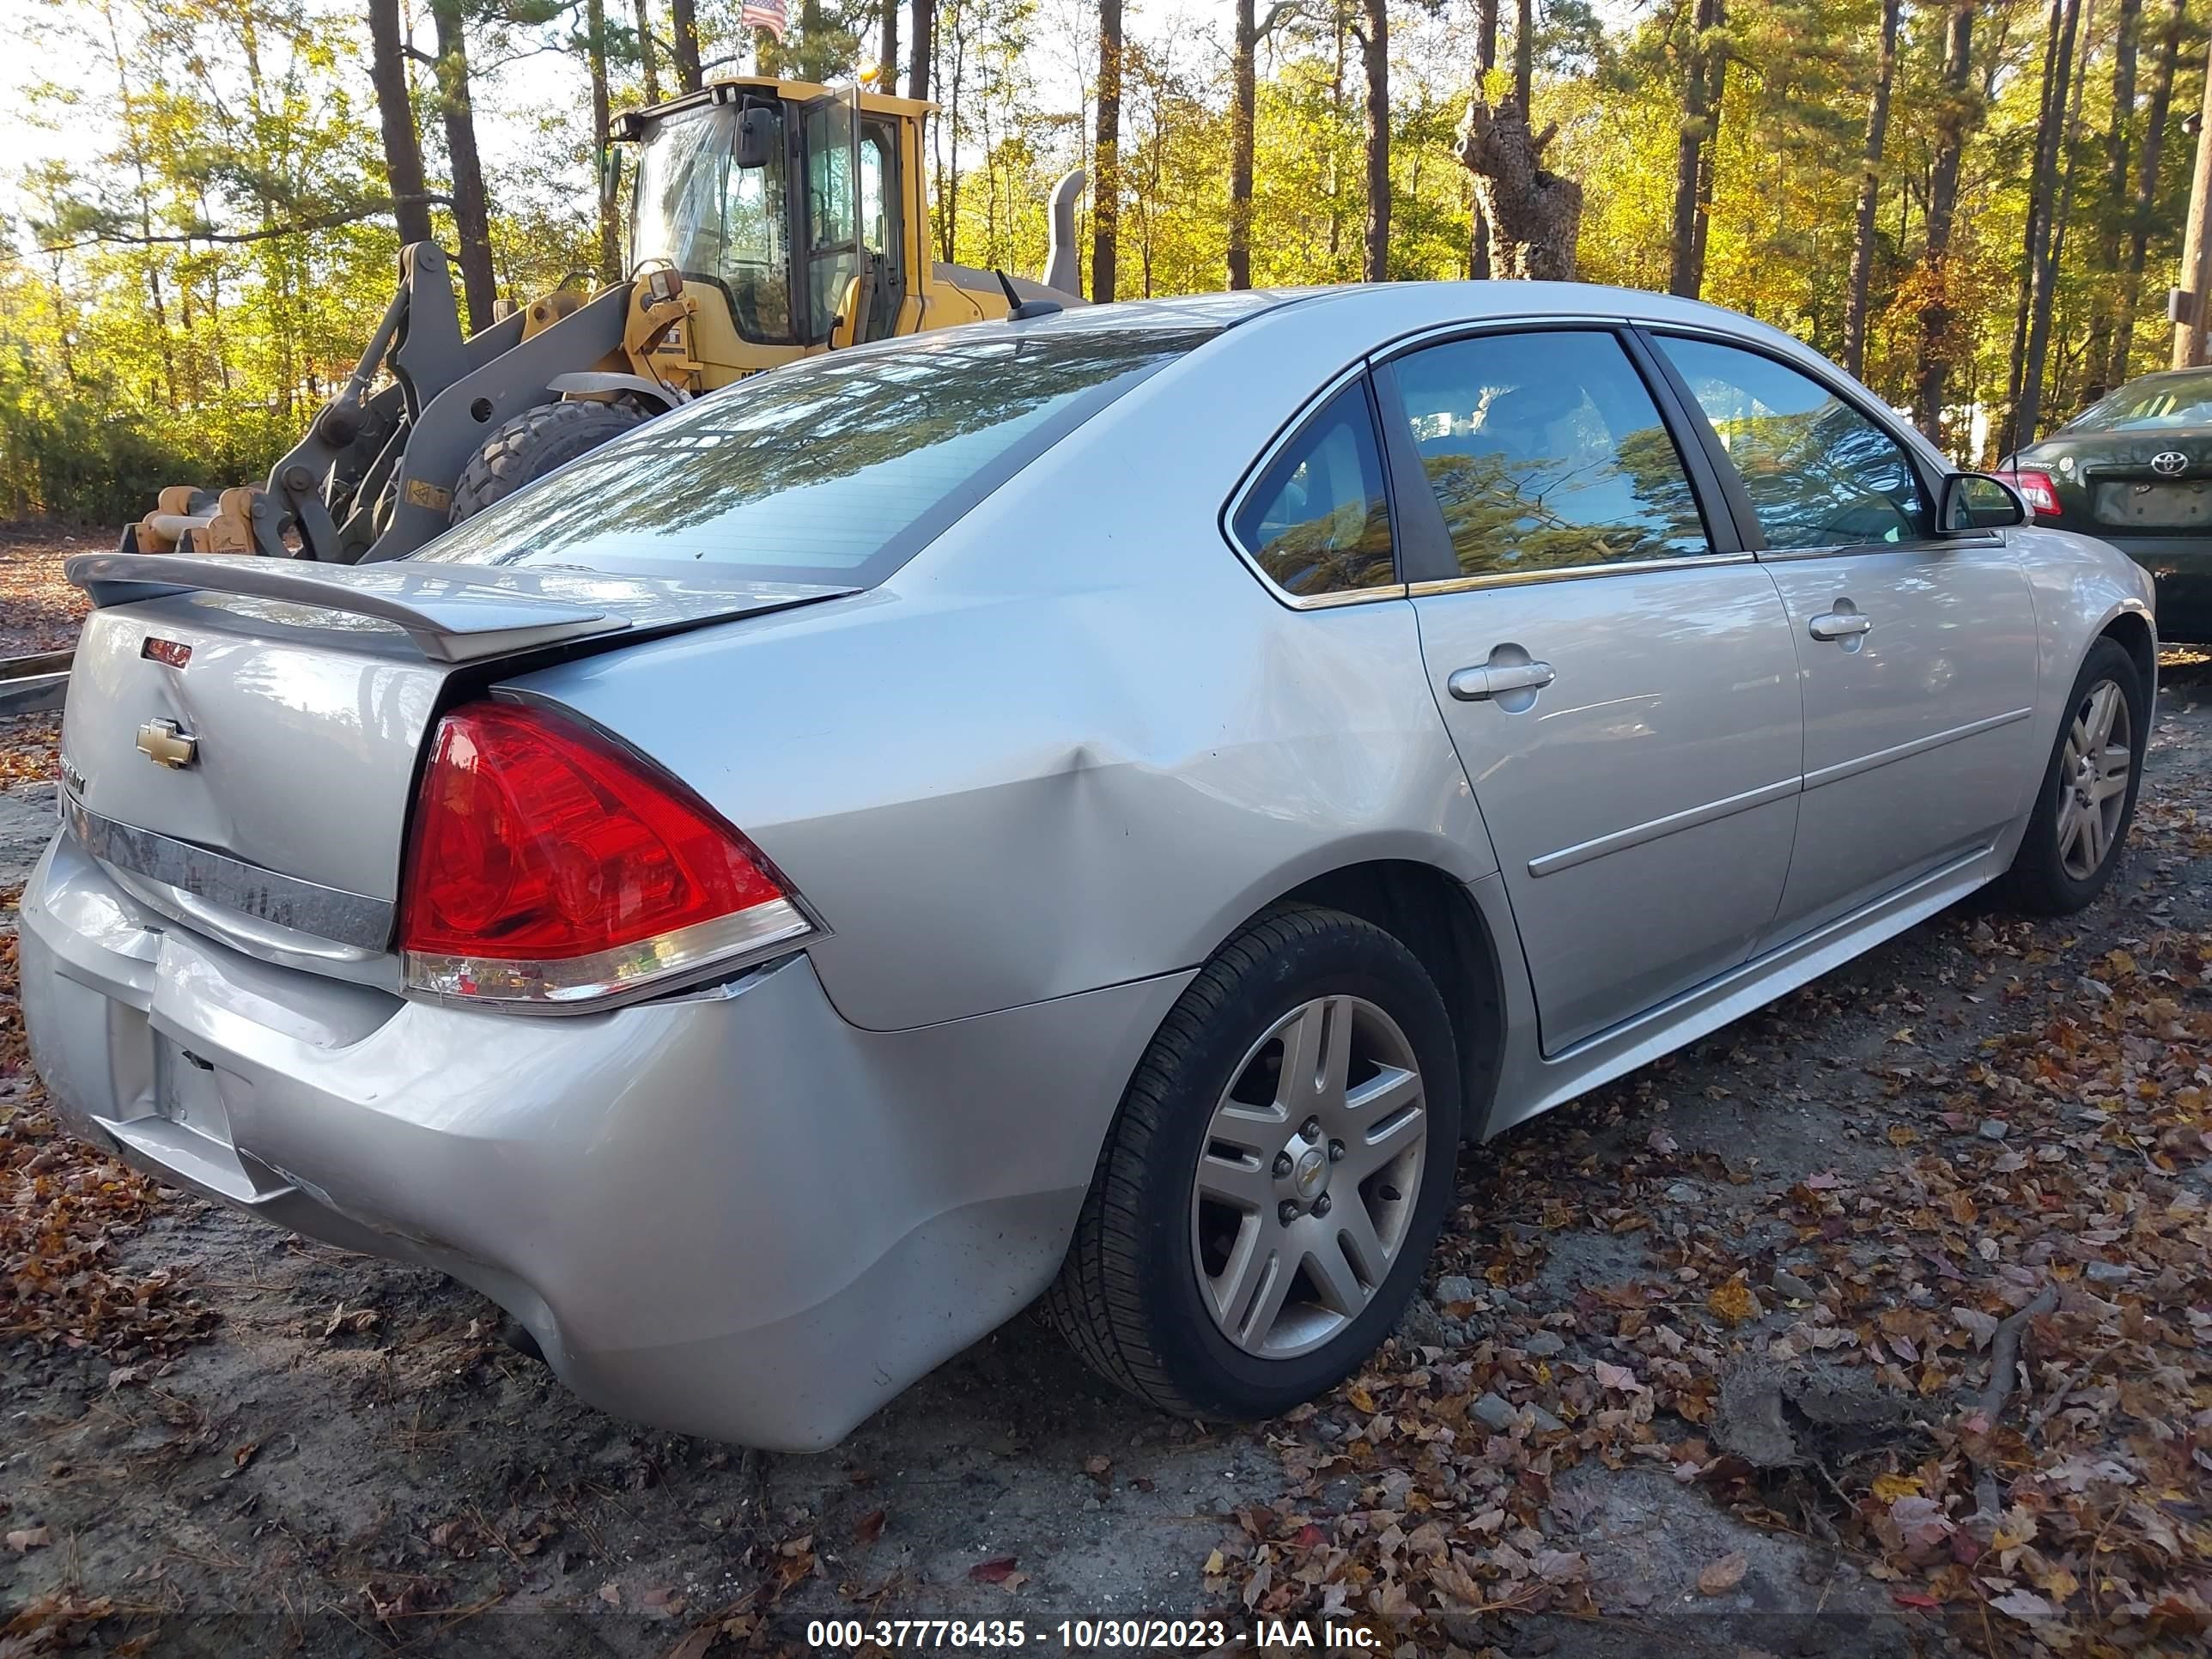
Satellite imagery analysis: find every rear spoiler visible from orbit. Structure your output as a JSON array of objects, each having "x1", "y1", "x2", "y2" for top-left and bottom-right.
[
  {"x1": 66, "y1": 554, "x2": 855, "y2": 665},
  {"x1": 67, "y1": 554, "x2": 624, "y2": 664}
]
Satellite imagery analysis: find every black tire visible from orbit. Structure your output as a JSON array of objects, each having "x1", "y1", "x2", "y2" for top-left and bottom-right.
[
  {"x1": 1046, "y1": 905, "x2": 1462, "y2": 1419},
  {"x1": 1996, "y1": 636, "x2": 2147, "y2": 916},
  {"x1": 447, "y1": 400, "x2": 649, "y2": 524}
]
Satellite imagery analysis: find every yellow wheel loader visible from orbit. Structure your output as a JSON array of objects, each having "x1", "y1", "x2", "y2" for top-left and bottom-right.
[{"x1": 123, "y1": 76, "x2": 1086, "y2": 562}]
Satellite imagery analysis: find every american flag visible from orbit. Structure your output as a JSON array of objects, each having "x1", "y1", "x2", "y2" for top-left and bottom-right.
[{"x1": 738, "y1": 0, "x2": 787, "y2": 38}]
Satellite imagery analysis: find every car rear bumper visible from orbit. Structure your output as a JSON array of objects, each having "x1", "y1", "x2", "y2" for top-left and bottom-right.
[{"x1": 21, "y1": 827, "x2": 1188, "y2": 1450}]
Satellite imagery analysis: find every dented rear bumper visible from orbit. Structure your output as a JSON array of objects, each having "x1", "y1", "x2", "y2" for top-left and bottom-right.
[{"x1": 20, "y1": 825, "x2": 1185, "y2": 1450}]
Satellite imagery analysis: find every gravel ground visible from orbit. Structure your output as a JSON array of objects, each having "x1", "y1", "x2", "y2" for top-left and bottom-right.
[{"x1": 3, "y1": 530, "x2": 2207, "y2": 1657}]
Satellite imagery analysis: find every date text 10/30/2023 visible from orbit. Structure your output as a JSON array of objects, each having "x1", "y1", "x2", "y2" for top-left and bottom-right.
[{"x1": 804, "y1": 1619, "x2": 1383, "y2": 1650}]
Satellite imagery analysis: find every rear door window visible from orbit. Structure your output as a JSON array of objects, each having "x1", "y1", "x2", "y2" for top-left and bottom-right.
[
  {"x1": 1385, "y1": 329, "x2": 1711, "y2": 578},
  {"x1": 415, "y1": 328, "x2": 1212, "y2": 586},
  {"x1": 1230, "y1": 380, "x2": 1398, "y2": 599}
]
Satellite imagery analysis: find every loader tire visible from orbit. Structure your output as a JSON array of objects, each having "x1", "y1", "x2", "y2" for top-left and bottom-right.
[{"x1": 448, "y1": 400, "x2": 649, "y2": 525}]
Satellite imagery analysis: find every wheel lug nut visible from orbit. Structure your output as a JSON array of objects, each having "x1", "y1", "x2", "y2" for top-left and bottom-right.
[
  {"x1": 1278, "y1": 1200, "x2": 1300, "y2": 1224},
  {"x1": 1302, "y1": 1117, "x2": 1322, "y2": 1139},
  {"x1": 1328, "y1": 1139, "x2": 1346, "y2": 1162},
  {"x1": 1313, "y1": 1193, "x2": 1332, "y2": 1216},
  {"x1": 1273, "y1": 1152, "x2": 1293, "y2": 1177}
]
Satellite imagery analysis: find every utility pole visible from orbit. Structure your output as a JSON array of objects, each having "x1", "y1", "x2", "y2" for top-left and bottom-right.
[{"x1": 2171, "y1": 39, "x2": 2212, "y2": 367}]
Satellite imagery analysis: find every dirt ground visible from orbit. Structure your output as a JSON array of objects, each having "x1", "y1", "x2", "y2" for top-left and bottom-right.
[{"x1": 3, "y1": 526, "x2": 2208, "y2": 1657}]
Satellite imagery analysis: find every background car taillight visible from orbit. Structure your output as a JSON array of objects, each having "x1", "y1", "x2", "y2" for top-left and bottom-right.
[
  {"x1": 2001, "y1": 469, "x2": 2062, "y2": 518},
  {"x1": 399, "y1": 700, "x2": 813, "y2": 1006}
]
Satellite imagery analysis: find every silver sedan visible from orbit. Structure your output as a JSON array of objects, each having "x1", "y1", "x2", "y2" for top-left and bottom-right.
[{"x1": 23, "y1": 283, "x2": 2154, "y2": 1449}]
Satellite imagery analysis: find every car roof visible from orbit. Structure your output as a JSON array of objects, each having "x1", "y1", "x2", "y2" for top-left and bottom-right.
[{"x1": 980, "y1": 280, "x2": 1824, "y2": 360}]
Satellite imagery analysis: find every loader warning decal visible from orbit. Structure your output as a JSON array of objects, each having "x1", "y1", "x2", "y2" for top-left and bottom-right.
[{"x1": 404, "y1": 480, "x2": 453, "y2": 514}]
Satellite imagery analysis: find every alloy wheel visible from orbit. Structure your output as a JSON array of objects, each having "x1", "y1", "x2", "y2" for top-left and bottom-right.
[
  {"x1": 1188, "y1": 994, "x2": 1429, "y2": 1358},
  {"x1": 2055, "y1": 678, "x2": 2134, "y2": 882}
]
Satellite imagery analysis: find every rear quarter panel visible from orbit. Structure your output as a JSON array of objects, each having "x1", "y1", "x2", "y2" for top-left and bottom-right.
[{"x1": 510, "y1": 304, "x2": 1496, "y2": 1031}]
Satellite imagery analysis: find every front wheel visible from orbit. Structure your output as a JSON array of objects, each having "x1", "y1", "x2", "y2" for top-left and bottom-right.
[
  {"x1": 448, "y1": 399, "x2": 649, "y2": 524},
  {"x1": 1997, "y1": 637, "x2": 2147, "y2": 915},
  {"x1": 1046, "y1": 905, "x2": 1462, "y2": 1419}
]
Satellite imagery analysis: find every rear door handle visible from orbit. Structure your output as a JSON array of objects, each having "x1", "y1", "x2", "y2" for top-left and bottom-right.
[
  {"x1": 1808, "y1": 611, "x2": 1872, "y2": 641},
  {"x1": 1448, "y1": 660, "x2": 1556, "y2": 701}
]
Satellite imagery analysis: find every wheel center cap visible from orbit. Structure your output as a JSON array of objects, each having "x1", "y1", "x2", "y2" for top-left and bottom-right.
[{"x1": 1292, "y1": 1146, "x2": 1329, "y2": 1199}]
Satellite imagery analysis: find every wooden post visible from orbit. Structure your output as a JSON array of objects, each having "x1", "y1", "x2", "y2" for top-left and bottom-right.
[{"x1": 2171, "y1": 41, "x2": 2212, "y2": 368}]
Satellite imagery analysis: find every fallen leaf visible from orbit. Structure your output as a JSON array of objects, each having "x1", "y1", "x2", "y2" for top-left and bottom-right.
[
  {"x1": 854, "y1": 1508, "x2": 886, "y2": 1544},
  {"x1": 1871, "y1": 1473, "x2": 1920, "y2": 1504},
  {"x1": 1697, "y1": 1552, "x2": 1747, "y2": 1595},
  {"x1": 969, "y1": 1557, "x2": 1020, "y2": 1584},
  {"x1": 1991, "y1": 1589, "x2": 2057, "y2": 1624},
  {"x1": 6, "y1": 1526, "x2": 52, "y2": 1552},
  {"x1": 1706, "y1": 1277, "x2": 1759, "y2": 1327},
  {"x1": 597, "y1": 1581, "x2": 623, "y2": 1607}
]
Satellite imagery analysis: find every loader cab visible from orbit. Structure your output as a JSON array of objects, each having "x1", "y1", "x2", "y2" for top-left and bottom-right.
[{"x1": 617, "y1": 77, "x2": 916, "y2": 366}]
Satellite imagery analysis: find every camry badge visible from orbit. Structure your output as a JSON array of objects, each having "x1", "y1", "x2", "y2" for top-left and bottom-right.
[
  {"x1": 2152, "y1": 450, "x2": 2189, "y2": 476},
  {"x1": 136, "y1": 719, "x2": 198, "y2": 769}
]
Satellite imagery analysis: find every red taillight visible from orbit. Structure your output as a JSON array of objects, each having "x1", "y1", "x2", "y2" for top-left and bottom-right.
[
  {"x1": 2002, "y1": 469, "x2": 2062, "y2": 518},
  {"x1": 399, "y1": 701, "x2": 811, "y2": 1006}
]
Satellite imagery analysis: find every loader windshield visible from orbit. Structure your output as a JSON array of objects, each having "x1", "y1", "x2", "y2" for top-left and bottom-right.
[
  {"x1": 414, "y1": 325, "x2": 1214, "y2": 587},
  {"x1": 630, "y1": 103, "x2": 794, "y2": 343}
]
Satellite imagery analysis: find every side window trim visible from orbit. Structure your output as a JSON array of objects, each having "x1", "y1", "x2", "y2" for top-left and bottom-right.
[
  {"x1": 1637, "y1": 325, "x2": 1947, "y2": 558},
  {"x1": 1366, "y1": 321, "x2": 1750, "y2": 593},
  {"x1": 1218, "y1": 366, "x2": 1407, "y2": 609}
]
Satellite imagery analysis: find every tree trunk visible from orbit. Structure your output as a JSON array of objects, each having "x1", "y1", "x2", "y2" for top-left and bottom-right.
[
  {"x1": 367, "y1": 0, "x2": 434, "y2": 246},
  {"x1": 1840, "y1": 0, "x2": 1900, "y2": 377},
  {"x1": 669, "y1": 0, "x2": 702, "y2": 90},
  {"x1": 1456, "y1": 95, "x2": 1582, "y2": 279},
  {"x1": 1360, "y1": 0, "x2": 1389, "y2": 282},
  {"x1": 2112, "y1": 0, "x2": 2186, "y2": 387},
  {"x1": 880, "y1": 0, "x2": 897, "y2": 93},
  {"x1": 430, "y1": 0, "x2": 497, "y2": 332},
  {"x1": 1471, "y1": 0, "x2": 1498, "y2": 277},
  {"x1": 635, "y1": 0, "x2": 661, "y2": 102},
  {"x1": 1689, "y1": 0, "x2": 1725, "y2": 283},
  {"x1": 798, "y1": 0, "x2": 827, "y2": 78},
  {"x1": 2004, "y1": 0, "x2": 2082, "y2": 453},
  {"x1": 1512, "y1": 0, "x2": 1532, "y2": 111},
  {"x1": 2011, "y1": 0, "x2": 2087, "y2": 449},
  {"x1": 1092, "y1": 0, "x2": 1124, "y2": 301},
  {"x1": 908, "y1": 0, "x2": 933, "y2": 100},
  {"x1": 1913, "y1": 0, "x2": 1975, "y2": 440},
  {"x1": 1230, "y1": 0, "x2": 1259, "y2": 289},
  {"x1": 587, "y1": 0, "x2": 619, "y2": 286},
  {"x1": 2079, "y1": 0, "x2": 2142, "y2": 396},
  {"x1": 1668, "y1": 0, "x2": 1721, "y2": 298}
]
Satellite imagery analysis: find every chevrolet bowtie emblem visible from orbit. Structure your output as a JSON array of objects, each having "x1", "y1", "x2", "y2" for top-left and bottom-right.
[{"x1": 137, "y1": 719, "x2": 198, "y2": 769}]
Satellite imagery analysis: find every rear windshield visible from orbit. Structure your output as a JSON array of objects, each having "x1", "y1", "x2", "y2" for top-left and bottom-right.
[
  {"x1": 413, "y1": 327, "x2": 1212, "y2": 585},
  {"x1": 2062, "y1": 370, "x2": 2212, "y2": 434}
]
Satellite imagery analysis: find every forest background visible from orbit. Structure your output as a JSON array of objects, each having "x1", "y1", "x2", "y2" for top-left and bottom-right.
[{"x1": 0, "y1": 0, "x2": 2194, "y2": 521}]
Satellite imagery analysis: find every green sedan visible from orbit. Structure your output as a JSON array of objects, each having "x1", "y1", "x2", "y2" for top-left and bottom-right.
[{"x1": 2005, "y1": 366, "x2": 2212, "y2": 640}]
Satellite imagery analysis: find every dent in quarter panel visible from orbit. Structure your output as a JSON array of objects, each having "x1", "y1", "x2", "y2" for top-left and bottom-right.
[{"x1": 527, "y1": 586, "x2": 1490, "y2": 1032}]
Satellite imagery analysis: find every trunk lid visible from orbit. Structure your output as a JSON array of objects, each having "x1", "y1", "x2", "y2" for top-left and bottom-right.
[
  {"x1": 58, "y1": 555, "x2": 851, "y2": 964},
  {"x1": 2021, "y1": 428, "x2": 2212, "y2": 534}
]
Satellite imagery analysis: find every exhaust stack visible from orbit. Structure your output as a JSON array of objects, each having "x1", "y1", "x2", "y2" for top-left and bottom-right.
[{"x1": 1042, "y1": 169, "x2": 1087, "y2": 300}]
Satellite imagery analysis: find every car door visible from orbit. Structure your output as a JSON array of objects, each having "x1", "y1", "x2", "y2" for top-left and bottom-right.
[
  {"x1": 1647, "y1": 333, "x2": 2043, "y2": 940},
  {"x1": 1375, "y1": 326, "x2": 1804, "y2": 1055}
]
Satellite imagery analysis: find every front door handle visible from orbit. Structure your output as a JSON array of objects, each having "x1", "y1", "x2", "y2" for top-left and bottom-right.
[
  {"x1": 1449, "y1": 659, "x2": 1556, "y2": 701},
  {"x1": 1808, "y1": 611, "x2": 1872, "y2": 641}
]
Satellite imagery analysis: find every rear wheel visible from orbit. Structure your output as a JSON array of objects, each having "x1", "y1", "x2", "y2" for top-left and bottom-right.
[
  {"x1": 1047, "y1": 905, "x2": 1462, "y2": 1419},
  {"x1": 448, "y1": 399, "x2": 649, "y2": 524},
  {"x1": 1997, "y1": 637, "x2": 2146, "y2": 915}
]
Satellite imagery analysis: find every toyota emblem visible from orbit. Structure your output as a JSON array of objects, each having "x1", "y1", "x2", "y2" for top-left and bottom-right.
[{"x1": 2152, "y1": 450, "x2": 2189, "y2": 476}]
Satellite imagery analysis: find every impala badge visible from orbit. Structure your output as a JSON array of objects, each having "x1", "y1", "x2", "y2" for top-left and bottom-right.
[{"x1": 137, "y1": 719, "x2": 198, "y2": 769}]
